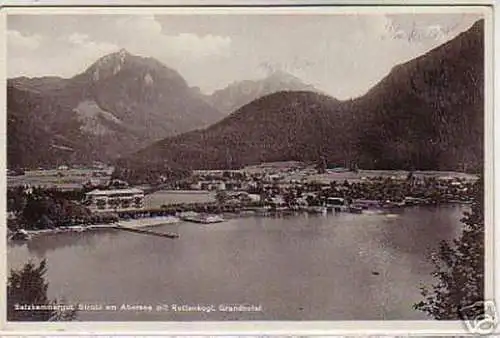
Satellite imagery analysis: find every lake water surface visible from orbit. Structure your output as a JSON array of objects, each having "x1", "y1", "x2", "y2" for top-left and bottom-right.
[{"x1": 7, "y1": 205, "x2": 466, "y2": 321}]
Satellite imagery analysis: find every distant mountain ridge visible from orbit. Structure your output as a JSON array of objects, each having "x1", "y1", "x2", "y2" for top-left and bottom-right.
[
  {"x1": 206, "y1": 70, "x2": 319, "y2": 114},
  {"x1": 130, "y1": 90, "x2": 348, "y2": 170},
  {"x1": 7, "y1": 49, "x2": 225, "y2": 168},
  {"x1": 8, "y1": 20, "x2": 484, "y2": 172},
  {"x1": 128, "y1": 20, "x2": 484, "y2": 172}
]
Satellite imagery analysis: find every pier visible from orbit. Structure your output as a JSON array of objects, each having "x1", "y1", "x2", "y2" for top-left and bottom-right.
[{"x1": 113, "y1": 225, "x2": 179, "y2": 239}]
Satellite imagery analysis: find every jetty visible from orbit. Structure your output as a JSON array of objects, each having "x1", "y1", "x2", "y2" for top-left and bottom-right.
[
  {"x1": 178, "y1": 211, "x2": 225, "y2": 224},
  {"x1": 113, "y1": 225, "x2": 179, "y2": 239}
]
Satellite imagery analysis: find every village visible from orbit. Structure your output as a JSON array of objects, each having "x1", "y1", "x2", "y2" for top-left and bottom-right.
[{"x1": 6, "y1": 161, "x2": 478, "y2": 241}]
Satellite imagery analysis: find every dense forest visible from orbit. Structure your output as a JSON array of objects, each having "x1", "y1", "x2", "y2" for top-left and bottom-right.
[{"x1": 130, "y1": 20, "x2": 484, "y2": 173}]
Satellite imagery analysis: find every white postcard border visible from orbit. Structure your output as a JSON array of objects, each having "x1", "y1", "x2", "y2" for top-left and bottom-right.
[{"x1": 0, "y1": 3, "x2": 496, "y2": 336}]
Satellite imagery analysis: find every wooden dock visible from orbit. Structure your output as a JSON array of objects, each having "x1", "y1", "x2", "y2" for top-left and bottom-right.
[{"x1": 113, "y1": 225, "x2": 179, "y2": 239}]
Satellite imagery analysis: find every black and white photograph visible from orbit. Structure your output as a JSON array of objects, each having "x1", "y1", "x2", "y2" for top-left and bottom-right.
[{"x1": 3, "y1": 5, "x2": 493, "y2": 331}]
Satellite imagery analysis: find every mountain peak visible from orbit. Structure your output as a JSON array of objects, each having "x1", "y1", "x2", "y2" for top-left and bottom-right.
[
  {"x1": 118, "y1": 48, "x2": 129, "y2": 57},
  {"x1": 208, "y1": 69, "x2": 318, "y2": 114},
  {"x1": 266, "y1": 69, "x2": 296, "y2": 79},
  {"x1": 87, "y1": 48, "x2": 142, "y2": 82},
  {"x1": 99, "y1": 48, "x2": 131, "y2": 63},
  {"x1": 264, "y1": 70, "x2": 320, "y2": 95},
  {"x1": 129, "y1": 21, "x2": 483, "y2": 172},
  {"x1": 7, "y1": 47, "x2": 225, "y2": 168},
  {"x1": 89, "y1": 49, "x2": 133, "y2": 82}
]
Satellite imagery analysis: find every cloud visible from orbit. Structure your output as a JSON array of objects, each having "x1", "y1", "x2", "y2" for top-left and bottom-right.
[
  {"x1": 52, "y1": 33, "x2": 120, "y2": 76},
  {"x1": 286, "y1": 14, "x2": 472, "y2": 98},
  {"x1": 99, "y1": 15, "x2": 232, "y2": 62},
  {"x1": 7, "y1": 31, "x2": 119, "y2": 79},
  {"x1": 167, "y1": 33, "x2": 231, "y2": 58},
  {"x1": 7, "y1": 15, "x2": 232, "y2": 83},
  {"x1": 7, "y1": 30, "x2": 42, "y2": 52},
  {"x1": 68, "y1": 32, "x2": 90, "y2": 45},
  {"x1": 6, "y1": 13, "x2": 481, "y2": 98},
  {"x1": 64, "y1": 32, "x2": 118, "y2": 56},
  {"x1": 118, "y1": 15, "x2": 163, "y2": 37}
]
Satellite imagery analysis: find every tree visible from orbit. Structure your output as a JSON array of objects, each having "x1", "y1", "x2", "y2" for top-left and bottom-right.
[
  {"x1": 283, "y1": 191, "x2": 296, "y2": 207},
  {"x1": 7, "y1": 186, "x2": 27, "y2": 214},
  {"x1": 7, "y1": 259, "x2": 77, "y2": 321},
  {"x1": 413, "y1": 176, "x2": 484, "y2": 320},
  {"x1": 22, "y1": 194, "x2": 51, "y2": 229},
  {"x1": 306, "y1": 195, "x2": 316, "y2": 206},
  {"x1": 215, "y1": 190, "x2": 229, "y2": 205}
]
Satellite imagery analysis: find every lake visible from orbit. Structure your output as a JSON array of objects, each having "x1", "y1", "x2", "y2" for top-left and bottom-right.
[{"x1": 7, "y1": 205, "x2": 466, "y2": 321}]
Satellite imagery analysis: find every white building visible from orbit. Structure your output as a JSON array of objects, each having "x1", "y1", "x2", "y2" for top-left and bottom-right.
[
  {"x1": 197, "y1": 180, "x2": 226, "y2": 191},
  {"x1": 190, "y1": 182, "x2": 202, "y2": 190},
  {"x1": 85, "y1": 188, "x2": 145, "y2": 213}
]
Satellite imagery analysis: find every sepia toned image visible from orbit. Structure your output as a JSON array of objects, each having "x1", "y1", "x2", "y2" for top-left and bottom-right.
[{"x1": 3, "y1": 5, "x2": 492, "y2": 331}]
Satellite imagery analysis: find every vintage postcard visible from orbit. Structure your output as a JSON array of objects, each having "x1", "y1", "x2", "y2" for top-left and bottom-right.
[{"x1": 0, "y1": 3, "x2": 496, "y2": 336}]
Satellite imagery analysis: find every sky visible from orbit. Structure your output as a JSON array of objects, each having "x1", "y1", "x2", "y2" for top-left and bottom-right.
[{"x1": 7, "y1": 11, "x2": 484, "y2": 100}]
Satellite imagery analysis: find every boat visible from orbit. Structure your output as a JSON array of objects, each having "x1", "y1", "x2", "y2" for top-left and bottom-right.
[
  {"x1": 181, "y1": 213, "x2": 225, "y2": 224},
  {"x1": 348, "y1": 206, "x2": 363, "y2": 214},
  {"x1": 7, "y1": 168, "x2": 25, "y2": 176},
  {"x1": 361, "y1": 208, "x2": 386, "y2": 215},
  {"x1": 326, "y1": 197, "x2": 350, "y2": 212},
  {"x1": 67, "y1": 225, "x2": 87, "y2": 233},
  {"x1": 307, "y1": 206, "x2": 328, "y2": 214},
  {"x1": 380, "y1": 200, "x2": 406, "y2": 208},
  {"x1": 350, "y1": 199, "x2": 397, "y2": 215},
  {"x1": 178, "y1": 211, "x2": 199, "y2": 220},
  {"x1": 252, "y1": 206, "x2": 272, "y2": 215},
  {"x1": 87, "y1": 223, "x2": 115, "y2": 230},
  {"x1": 240, "y1": 210, "x2": 257, "y2": 216},
  {"x1": 404, "y1": 197, "x2": 428, "y2": 206},
  {"x1": 200, "y1": 215, "x2": 225, "y2": 224},
  {"x1": 10, "y1": 229, "x2": 31, "y2": 241}
]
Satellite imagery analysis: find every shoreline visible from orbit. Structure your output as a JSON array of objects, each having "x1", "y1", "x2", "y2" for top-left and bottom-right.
[
  {"x1": 149, "y1": 190, "x2": 215, "y2": 195},
  {"x1": 22, "y1": 216, "x2": 181, "y2": 238},
  {"x1": 12, "y1": 201, "x2": 471, "y2": 240},
  {"x1": 118, "y1": 216, "x2": 180, "y2": 228}
]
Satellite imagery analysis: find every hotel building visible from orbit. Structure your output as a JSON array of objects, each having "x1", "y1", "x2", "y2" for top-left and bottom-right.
[{"x1": 85, "y1": 188, "x2": 145, "y2": 213}]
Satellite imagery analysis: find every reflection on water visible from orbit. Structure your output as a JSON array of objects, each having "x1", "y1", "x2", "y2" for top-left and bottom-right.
[
  {"x1": 25, "y1": 230, "x2": 120, "y2": 257},
  {"x1": 376, "y1": 206, "x2": 463, "y2": 256},
  {"x1": 7, "y1": 206, "x2": 467, "y2": 321}
]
